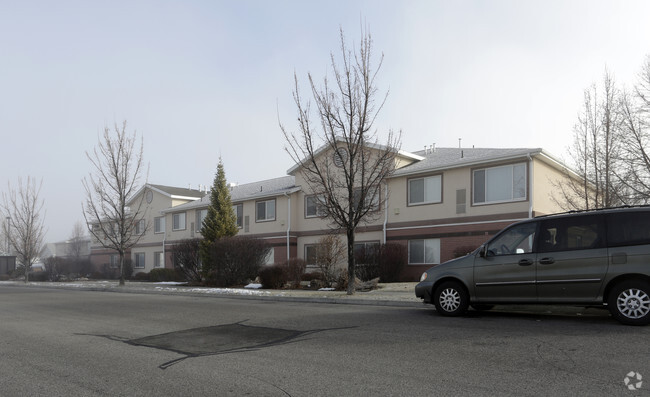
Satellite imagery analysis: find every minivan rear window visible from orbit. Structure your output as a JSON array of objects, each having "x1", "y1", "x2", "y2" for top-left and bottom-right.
[
  {"x1": 538, "y1": 215, "x2": 605, "y2": 252},
  {"x1": 607, "y1": 211, "x2": 650, "y2": 247}
]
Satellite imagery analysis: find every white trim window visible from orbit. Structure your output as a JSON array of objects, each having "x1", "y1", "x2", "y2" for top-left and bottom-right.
[
  {"x1": 196, "y1": 209, "x2": 208, "y2": 232},
  {"x1": 154, "y1": 251, "x2": 164, "y2": 268},
  {"x1": 305, "y1": 194, "x2": 326, "y2": 218},
  {"x1": 408, "y1": 238, "x2": 441, "y2": 265},
  {"x1": 256, "y1": 199, "x2": 276, "y2": 222},
  {"x1": 134, "y1": 219, "x2": 145, "y2": 235},
  {"x1": 172, "y1": 212, "x2": 186, "y2": 231},
  {"x1": 134, "y1": 252, "x2": 145, "y2": 269},
  {"x1": 233, "y1": 204, "x2": 243, "y2": 228},
  {"x1": 154, "y1": 216, "x2": 165, "y2": 234},
  {"x1": 110, "y1": 254, "x2": 119, "y2": 268},
  {"x1": 473, "y1": 163, "x2": 526, "y2": 205},
  {"x1": 353, "y1": 188, "x2": 380, "y2": 212},
  {"x1": 408, "y1": 175, "x2": 442, "y2": 205}
]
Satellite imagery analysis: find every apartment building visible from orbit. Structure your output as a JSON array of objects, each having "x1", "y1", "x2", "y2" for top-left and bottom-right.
[{"x1": 89, "y1": 144, "x2": 570, "y2": 281}]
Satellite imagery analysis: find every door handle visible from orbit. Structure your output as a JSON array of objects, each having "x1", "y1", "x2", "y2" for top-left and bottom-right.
[
  {"x1": 539, "y1": 257, "x2": 555, "y2": 265},
  {"x1": 518, "y1": 259, "x2": 533, "y2": 266}
]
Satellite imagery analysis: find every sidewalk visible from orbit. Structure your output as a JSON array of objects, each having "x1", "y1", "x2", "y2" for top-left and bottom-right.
[{"x1": 0, "y1": 280, "x2": 423, "y2": 307}]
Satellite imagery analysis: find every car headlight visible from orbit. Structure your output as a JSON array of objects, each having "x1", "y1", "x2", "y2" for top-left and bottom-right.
[{"x1": 419, "y1": 272, "x2": 428, "y2": 282}]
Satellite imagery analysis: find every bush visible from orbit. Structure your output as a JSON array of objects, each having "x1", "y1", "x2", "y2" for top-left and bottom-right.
[
  {"x1": 258, "y1": 265, "x2": 286, "y2": 289},
  {"x1": 281, "y1": 258, "x2": 306, "y2": 288},
  {"x1": 133, "y1": 272, "x2": 150, "y2": 281},
  {"x1": 0, "y1": 274, "x2": 10, "y2": 281},
  {"x1": 149, "y1": 268, "x2": 182, "y2": 282},
  {"x1": 172, "y1": 238, "x2": 203, "y2": 282},
  {"x1": 204, "y1": 236, "x2": 270, "y2": 287},
  {"x1": 29, "y1": 271, "x2": 49, "y2": 282},
  {"x1": 354, "y1": 243, "x2": 406, "y2": 282}
]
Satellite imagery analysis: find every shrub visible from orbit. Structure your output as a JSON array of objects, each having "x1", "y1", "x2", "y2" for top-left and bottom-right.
[
  {"x1": 149, "y1": 268, "x2": 182, "y2": 282},
  {"x1": 172, "y1": 238, "x2": 203, "y2": 282},
  {"x1": 354, "y1": 243, "x2": 406, "y2": 282},
  {"x1": 0, "y1": 274, "x2": 10, "y2": 281},
  {"x1": 133, "y1": 272, "x2": 150, "y2": 281},
  {"x1": 313, "y1": 235, "x2": 346, "y2": 287},
  {"x1": 258, "y1": 265, "x2": 286, "y2": 289},
  {"x1": 281, "y1": 258, "x2": 306, "y2": 289},
  {"x1": 204, "y1": 236, "x2": 270, "y2": 287},
  {"x1": 29, "y1": 271, "x2": 49, "y2": 282}
]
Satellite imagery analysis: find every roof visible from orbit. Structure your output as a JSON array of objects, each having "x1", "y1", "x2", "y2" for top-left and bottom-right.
[
  {"x1": 162, "y1": 176, "x2": 298, "y2": 212},
  {"x1": 128, "y1": 183, "x2": 207, "y2": 205},
  {"x1": 392, "y1": 147, "x2": 546, "y2": 177}
]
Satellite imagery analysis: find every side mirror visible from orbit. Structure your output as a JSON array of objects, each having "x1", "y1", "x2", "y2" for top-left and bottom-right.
[{"x1": 479, "y1": 245, "x2": 487, "y2": 258}]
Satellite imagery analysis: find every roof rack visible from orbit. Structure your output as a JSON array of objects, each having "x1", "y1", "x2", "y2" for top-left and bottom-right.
[{"x1": 534, "y1": 204, "x2": 650, "y2": 219}]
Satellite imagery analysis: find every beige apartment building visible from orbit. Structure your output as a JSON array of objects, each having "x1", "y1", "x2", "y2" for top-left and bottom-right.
[{"x1": 89, "y1": 144, "x2": 570, "y2": 281}]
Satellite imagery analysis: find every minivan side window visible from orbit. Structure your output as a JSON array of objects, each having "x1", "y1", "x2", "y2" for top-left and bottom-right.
[
  {"x1": 538, "y1": 215, "x2": 605, "y2": 253},
  {"x1": 486, "y1": 222, "x2": 537, "y2": 256},
  {"x1": 607, "y1": 211, "x2": 650, "y2": 247}
]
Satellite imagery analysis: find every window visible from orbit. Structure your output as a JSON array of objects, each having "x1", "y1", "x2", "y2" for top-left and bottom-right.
[
  {"x1": 607, "y1": 211, "x2": 650, "y2": 247},
  {"x1": 265, "y1": 247, "x2": 275, "y2": 265},
  {"x1": 353, "y1": 188, "x2": 380, "y2": 211},
  {"x1": 154, "y1": 252, "x2": 164, "y2": 268},
  {"x1": 305, "y1": 244, "x2": 320, "y2": 267},
  {"x1": 486, "y1": 222, "x2": 537, "y2": 256},
  {"x1": 256, "y1": 199, "x2": 276, "y2": 222},
  {"x1": 473, "y1": 163, "x2": 526, "y2": 204},
  {"x1": 408, "y1": 239, "x2": 441, "y2": 265},
  {"x1": 333, "y1": 148, "x2": 348, "y2": 168},
  {"x1": 408, "y1": 175, "x2": 442, "y2": 205},
  {"x1": 305, "y1": 195, "x2": 326, "y2": 218},
  {"x1": 134, "y1": 252, "x2": 145, "y2": 269},
  {"x1": 154, "y1": 216, "x2": 165, "y2": 234},
  {"x1": 354, "y1": 241, "x2": 380, "y2": 264},
  {"x1": 196, "y1": 209, "x2": 208, "y2": 232},
  {"x1": 456, "y1": 189, "x2": 466, "y2": 214},
  {"x1": 172, "y1": 212, "x2": 186, "y2": 230},
  {"x1": 233, "y1": 204, "x2": 243, "y2": 228},
  {"x1": 538, "y1": 215, "x2": 605, "y2": 253},
  {"x1": 134, "y1": 219, "x2": 145, "y2": 235},
  {"x1": 110, "y1": 254, "x2": 119, "y2": 268}
]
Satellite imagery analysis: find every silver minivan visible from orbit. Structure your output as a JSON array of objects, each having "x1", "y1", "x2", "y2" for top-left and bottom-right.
[{"x1": 415, "y1": 207, "x2": 650, "y2": 325}]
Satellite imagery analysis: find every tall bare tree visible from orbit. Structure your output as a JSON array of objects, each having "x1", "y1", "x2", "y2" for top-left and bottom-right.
[
  {"x1": 616, "y1": 56, "x2": 650, "y2": 203},
  {"x1": 1, "y1": 177, "x2": 46, "y2": 282},
  {"x1": 281, "y1": 28, "x2": 401, "y2": 294},
  {"x1": 82, "y1": 121, "x2": 148, "y2": 286},
  {"x1": 553, "y1": 70, "x2": 626, "y2": 210}
]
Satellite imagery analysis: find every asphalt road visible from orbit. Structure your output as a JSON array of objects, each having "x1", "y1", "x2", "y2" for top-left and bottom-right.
[{"x1": 0, "y1": 286, "x2": 648, "y2": 397}]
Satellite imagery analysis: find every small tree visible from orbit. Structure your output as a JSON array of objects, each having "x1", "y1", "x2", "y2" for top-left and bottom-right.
[
  {"x1": 281, "y1": 28, "x2": 401, "y2": 294},
  {"x1": 1, "y1": 177, "x2": 46, "y2": 283},
  {"x1": 172, "y1": 238, "x2": 203, "y2": 282},
  {"x1": 199, "y1": 158, "x2": 238, "y2": 280},
  {"x1": 314, "y1": 234, "x2": 346, "y2": 287},
  {"x1": 205, "y1": 236, "x2": 270, "y2": 287},
  {"x1": 82, "y1": 121, "x2": 148, "y2": 286}
]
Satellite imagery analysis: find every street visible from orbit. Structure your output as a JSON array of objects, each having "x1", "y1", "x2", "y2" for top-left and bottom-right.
[{"x1": 0, "y1": 286, "x2": 648, "y2": 396}]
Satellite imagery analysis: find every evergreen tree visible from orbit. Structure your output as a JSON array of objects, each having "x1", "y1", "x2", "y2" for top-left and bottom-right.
[{"x1": 200, "y1": 158, "x2": 238, "y2": 279}]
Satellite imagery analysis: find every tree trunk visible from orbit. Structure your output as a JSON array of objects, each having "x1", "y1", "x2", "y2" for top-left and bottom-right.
[
  {"x1": 346, "y1": 227, "x2": 355, "y2": 295},
  {"x1": 119, "y1": 252, "x2": 125, "y2": 286}
]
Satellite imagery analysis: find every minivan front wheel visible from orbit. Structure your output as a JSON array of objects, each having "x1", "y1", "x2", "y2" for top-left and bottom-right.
[
  {"x1": 608, "y1": 281, "x2": 650, "y2": 325},
  {"x1": 433, "y1": 281, "x2": 469, "y2": 316}
]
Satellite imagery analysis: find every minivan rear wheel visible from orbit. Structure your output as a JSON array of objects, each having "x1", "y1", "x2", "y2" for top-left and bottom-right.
[
  {"x1": 433, "y1": 281, "x2": 469, "y2": 316},
  {"x1": 607, "y1": 280, "x2": 650, "y2": 325}
]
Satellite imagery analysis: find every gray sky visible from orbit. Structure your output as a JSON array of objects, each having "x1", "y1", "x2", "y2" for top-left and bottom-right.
[{"x1": 2, "y1": 0, "x2": 650, "y2": 243}]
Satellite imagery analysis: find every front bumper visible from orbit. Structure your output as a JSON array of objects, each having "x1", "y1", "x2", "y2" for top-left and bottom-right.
[{"x1": 415, "y1": 281, "x2": 434, "y2": 303}]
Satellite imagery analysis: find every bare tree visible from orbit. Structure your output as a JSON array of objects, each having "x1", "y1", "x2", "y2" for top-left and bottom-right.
[
  {"x1": 82, "y1": 121, "x2": 148, "y2": 286},
  {"x1": 314, "y1": 234, "x2": 346, "y2": 287},
  {"x1": 553, "y1": 70, "x2": 626, "y2": 210},
  {"x1": 281, "y1": 28, "x2": 401, "y2": 294},
  {"x1": 1, "y1": 177, "x2": 46, "y2": 282}
]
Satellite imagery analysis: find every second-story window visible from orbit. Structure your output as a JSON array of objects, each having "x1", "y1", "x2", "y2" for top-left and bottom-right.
[
  {"x1": 305, "y1": 194, "x2": 326, "y2": 218},
  {"x1": 172, "y1": 212, "x2": 186, "y2": 231},
  {"x1": 154, "y1": 216, "x2": 165, "y2": 234},
  {"x1": 473, "y1": 163, "x2": 526, "y2": 205},
  {"x1": 256, "y1": 199, "x2": 275, "y2": 222},
  {"x1": 196, "y1": 209, "x2": 208, "y2": 232},
  {"x1": 134, "y1": 219, "x2": 145, "y2": 235},
  {"x1": 408, "y1": 175, "x2": 442, "y2": 205},
  {"x1": 233, "y1": 204, "x2": 243, "y2": 228}
]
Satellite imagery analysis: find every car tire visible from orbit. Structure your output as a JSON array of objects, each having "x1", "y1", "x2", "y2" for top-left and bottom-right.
[
  {"x1": 433, "y1": 281, "x2": 469, "y2": 317},
  {"x1": 607, "y1": 280, "x2": 650, "y2": 326}
]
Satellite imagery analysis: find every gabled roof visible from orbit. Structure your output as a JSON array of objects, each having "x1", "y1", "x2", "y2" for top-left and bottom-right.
[
  {"x1": 127, "y1": 183, "x2": 206, "y2": 205},
  {"x1": 392, "y1": 147, "x2": 548, "y2": 177},
  {"x1": 162, "y1": 176, "x2": 299, "y2": 212},
  {"x1": 286, "y1": 138, "x2": 423, "y2": 175}
]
